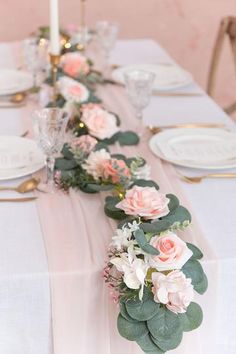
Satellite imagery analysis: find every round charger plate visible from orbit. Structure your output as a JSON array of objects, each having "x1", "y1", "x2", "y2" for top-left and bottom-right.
[
  {"x1": 112, "y1": 63, "x2": 193, "y2": 92},
  {"x1": 149, "y1": 128, "x2": 236, "y2": 170},
  {"x1": 0, "y1": 69, "x2": 33, "y2": 96},
  {"x1": 0, "y1": 136, "x2": 45, "y2": 181}
]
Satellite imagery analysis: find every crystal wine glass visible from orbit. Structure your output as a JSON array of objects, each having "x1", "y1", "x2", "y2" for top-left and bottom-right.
[
  {"x1": 96, "y1": 21, "x2": 119, "y2": 75},
  {"x1": 124, "y1": 69, "x2": 155, "y2": 135},
  {"x1": 32, "y1": 108, "x2": 69, "y2": 192},
  {"x1": 22, "y1": 37, "x2": 49, "y2": 87}
]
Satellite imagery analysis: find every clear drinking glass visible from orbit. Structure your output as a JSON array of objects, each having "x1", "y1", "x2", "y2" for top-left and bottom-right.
[
  {"x1": 22, "y1": 37, "x2": 49, "y2": 87},
  {"x1": 124, "y1": 70, "x2": 155, "y2": 135},
  {"x1": 32, "y1": 108, "x2": 69, "y2": 192},
  {"x1": 96, "y1": 21, "x2": 119, "y2": 74}
]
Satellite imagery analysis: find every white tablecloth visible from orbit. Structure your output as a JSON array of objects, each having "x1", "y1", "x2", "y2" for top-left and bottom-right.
[{"x1": 0, "y1": 39, "x2": 235, "y2": 353}]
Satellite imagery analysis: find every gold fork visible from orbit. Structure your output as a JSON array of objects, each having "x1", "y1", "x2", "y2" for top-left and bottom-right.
[
  {"x1": 178, "y1": 172, "x2": 236, "y2": 184},
  {"x1": 148, "y1": 123, "x2": 226, "y2": 134}
]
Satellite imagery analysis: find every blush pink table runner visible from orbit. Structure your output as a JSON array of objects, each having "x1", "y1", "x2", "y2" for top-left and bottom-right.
[{"x1": 13, "y1": 43, "x2": 218, "y2": 354}]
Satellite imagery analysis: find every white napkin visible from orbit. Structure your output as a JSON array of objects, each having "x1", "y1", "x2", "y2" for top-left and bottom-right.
[{"x1": 0, "y1": 149, "x2": 35, "y2": 170}]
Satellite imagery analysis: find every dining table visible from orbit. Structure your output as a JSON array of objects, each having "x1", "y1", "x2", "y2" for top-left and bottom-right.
[{"x1": 0, "y1": 37, "x2": 235, "y2": 354}]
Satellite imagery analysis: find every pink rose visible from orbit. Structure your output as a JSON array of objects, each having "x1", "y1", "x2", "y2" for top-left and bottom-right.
[
  {"x1": 80, "y1": 106, "x2": 119, "y2": 140},
  {"x1": 102, "y1": 158, "x2": 131, "y2": 183},
  {"x1": 82, "y1": 148, "x2": 111, "y2": 180},
  {"x1": 70, "y1": 135, "x2": 97, "y2": 154},
  {"x1": 58, "y1": 77, "x2": 89, "y2": 103},
  {"x1": 62, "y1": 52, "x2": 90, "y2": 77},
  {"x1": 115, "y1": 185, "x2": 170, "y2": 220},
  {"x1": 149, "y1": 232, "x2": 192, "y2": 271},
  {"x1": 152, "y1": 270, "x2": 194, "y2": 314}
]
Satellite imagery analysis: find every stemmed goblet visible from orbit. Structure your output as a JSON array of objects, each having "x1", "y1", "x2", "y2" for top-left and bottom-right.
[
  {"x1": 124, "y1": 69, "x2": 155, "y2": 136},
  {"x1": 96, "y1": 21, "x2": 119, "y2": 75},
  {"x1": 32, "y1": 108, "x2": 69, "y2": 193}
]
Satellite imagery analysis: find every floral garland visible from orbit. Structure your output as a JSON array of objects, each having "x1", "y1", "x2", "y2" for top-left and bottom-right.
[{"x1": 38, "y1": 28, "x2": 208, "y2": 353}]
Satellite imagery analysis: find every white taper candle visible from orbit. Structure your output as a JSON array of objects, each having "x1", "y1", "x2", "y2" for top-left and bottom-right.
[{"x1": 50, "y1": 0, "x2": 60, "y2": 55}]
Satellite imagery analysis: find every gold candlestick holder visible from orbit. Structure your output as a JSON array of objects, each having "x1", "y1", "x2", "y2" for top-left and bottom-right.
[{"x1": 50, "y1": 53, "x2": 61, "y2": 105}]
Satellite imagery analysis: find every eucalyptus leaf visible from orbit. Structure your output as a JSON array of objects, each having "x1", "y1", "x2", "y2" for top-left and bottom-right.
[
  {"x1": 137, "y1": 333, "x2": 165, "y2": 353},
  {"x1": 55, "y1": 158, "x2": 78, "y2": 170},
  {"x1": 117, "y1": 131, "x2": 139, "y2": 146},
  {"x1": 179, "y1": 302, "x2": 203, "y2": 332},
  {"x1": 134, "y1": 229, "x2": 159, "y2": 255},
  {"x1": 86, "y1": 183, "x2": 114, "y2": 192},
  {"x1": 140, "y1": 220, "x2": 172, "y2": 234},
  {"x1": 94, "y1": 142, "x2": 109, "y2": 152},
  {"x1": 130, "y1": 180, "x2": 159, "y2": 190},
  {"x1": 61, "y1": 144, "x2": 74, "y2": 159},
  {"x1": 182, "y1": 259, "x2": 208, "y2": 294},
  {"x1": 117, "y1": 314, "x2": 148, "y2": 341},
  {"x1": 119, "y1": 301, "x2": 138, "y2": 323},
  {"x1": 104, "y1": 196, "x2": 126, "y2": 220},
  {"x1": 147, "y1": 307, "x2": 182, "y2": 341},
  {"x1": 161, "y1": 206, "x2": 192, "y2": 227},
  {"x1": 166, "y1": 194, "x2": 179, "y2": 212},
  {"x1": 151, "y1": 330, "x2": 183, "y2": 352},
  {"x1": 125, "y1": 296, "x2": 160, "y2": 321},
  {"x1": 187, "y1": 243, "x2": 203, "y2": 260}
]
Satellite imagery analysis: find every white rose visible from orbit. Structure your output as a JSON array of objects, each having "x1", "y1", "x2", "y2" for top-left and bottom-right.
[{"x1": 82, "y1": 148, "x2": 110, "y2": 180}]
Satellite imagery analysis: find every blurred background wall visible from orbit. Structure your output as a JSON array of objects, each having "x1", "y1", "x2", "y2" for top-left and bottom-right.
[{"x1": 0, "y1": 0, "x2": 236, "y2": 111}]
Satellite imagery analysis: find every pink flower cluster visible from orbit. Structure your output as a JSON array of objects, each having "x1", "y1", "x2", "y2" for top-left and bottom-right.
[
  {"x1": 116, "y1": 185, "x2": 170, "y2": 220},
  {"x1": 62, "y1": 52, "x2": 90, "y2": 78},
  {"x1": 152, "y1": 270, "x2": 194, "y2": 314},
  {"x1": 83, "y1": 149, "x2": 131, "y2": 183},
  {"x1": 80, "y1": 104, "x2": 119, "y2": 140},
  {"x1": 70, "y1": 135, "x2": 98, "y2": 155}
]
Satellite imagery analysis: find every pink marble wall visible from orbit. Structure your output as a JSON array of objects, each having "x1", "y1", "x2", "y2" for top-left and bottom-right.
[{"x1": 1, "y1": 0, "x2": 236, "y2": 109}]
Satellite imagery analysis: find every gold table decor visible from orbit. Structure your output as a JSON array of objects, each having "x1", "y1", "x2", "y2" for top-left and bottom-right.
[{"x1": 50, "y1": 53, "x2": 61, "y2": 105}]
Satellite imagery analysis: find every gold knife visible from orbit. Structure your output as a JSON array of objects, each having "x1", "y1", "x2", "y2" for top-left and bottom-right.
[
  {"x1": 153, "y1": 91, "x2": 204, "y2": 97},
  {"x1": 0, "y1": 197, "x2": 37, "y2": 202},
  {"x1": 149, "y1": 123, "x2": 226, "y2": 134}
]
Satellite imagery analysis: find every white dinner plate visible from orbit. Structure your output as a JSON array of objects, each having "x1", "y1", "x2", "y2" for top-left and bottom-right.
[
  {"x1": 0, "y1": 69, "x2": 33, "y2": 96},
  {"x1": 149, "y1": 128, "x2": 236, "y2": 169},
  {"x1": 112, "y1": 63, "x2": 193, "y2": 92},
  {"x1": 0, "y1": 136, "x2": 45, "y2": 180}
]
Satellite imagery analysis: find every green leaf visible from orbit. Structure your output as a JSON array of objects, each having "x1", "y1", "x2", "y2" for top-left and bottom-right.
[
  {"x1": 182, "y1": 259, "x2": 208, "y2": 294},
  {"x1": 104, "y1": 196, "x2": 126, "y2": 220},
  {"x1": 61, "y1": 144, "x2": 74, "y2": 159},
  {"x1": 147, "y1": 307, "x2": 182, "y2": 341},
  {"x1": 102, "y1": 132, "x2": 120, "y2": 145},
  {"x1": 94, "y1": 142, "x2": 109, "y2": 152},
  {"x1": 166, "y1": 194, "x2": 179, "y2": 212},
  {"x1": 117, "y1": 131, "x2": 140, "y2": 146},
  {"x1": 179, "y1": 302, "x2": 203, "y2": 332},
  {"x1": 117, "y1": 217, "x2": 137, "y2": 229},
  {"x1": 187, "y1": 243, "x2": 203, "y2": 260},
  {"x1": 161, "y1": 206, "x2": 192, "y2": 227},
  {"x1": 86, "y1": 183, "x2": 114, "y2": 192},
  {"x1": 125, "y1": 296, "x2": 160, "y2": 321},
  {"x1": 131, "y1": 180, "x2": 159, "y2": 190},
  {"x1": 55, "y1": 158, "x2": 78, "y2": 170},
  {"x1": 117, "y1": 314, "x2": 148, "y2": 341},
  {"x1": 111, "y1": 153, "x2": 127, "y2": 161},
  {"x1": 136, "y1": 333, "x2": 165, "y2": 353},
  {"x1": 151, "y1": 330, "x2": 183, "y2": 352},
  {"x1": 134, "y1": 229, "x2": 159, "y2": 255},
  {"x1": 140, "y1": 220, "x2": 172, "y2": 234},
  {"x1": 119, "y1": 301, "x2": 138, "y2": 323}
]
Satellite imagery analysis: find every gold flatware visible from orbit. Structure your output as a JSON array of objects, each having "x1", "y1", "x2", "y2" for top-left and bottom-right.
[
  {"x1": 0, "y1": 178, "x2": 40, "y2": 194},
  {"x1": 149, "y1": 123, "x2": 226, "y2": 134},
  {"x1": 20, "y1": 130, "x2": 29, "y2": 138},
  {"x1": 178, "y1": 172, "x2": 236, "y2": 184},
  {"x1": 153, "y1": 91, "x2": 204, "y2": 97},
  {"x1": 10, "y1": 92, "x2": 27, "y2": 104},
  {"x1": 0, "y1": 197, "x2": 37, "y2": 202}
]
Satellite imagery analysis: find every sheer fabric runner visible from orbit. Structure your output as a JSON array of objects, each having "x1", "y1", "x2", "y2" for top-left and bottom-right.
[{"x1": 12, "y1": 43, "x2": 218, "y2": 354}]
